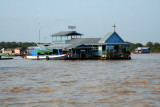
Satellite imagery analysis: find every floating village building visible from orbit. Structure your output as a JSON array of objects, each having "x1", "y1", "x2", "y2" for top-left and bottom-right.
[
  {"x1": 135, "y1": 47, "x2": 150, "y2": 53},
  {"x1": 36, "y1": 25, "x2": 131, "y2": 59}
]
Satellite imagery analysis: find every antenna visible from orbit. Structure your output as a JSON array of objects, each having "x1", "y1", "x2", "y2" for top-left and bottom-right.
[
  {"x1": 38, "y1": 22, "x2": 41, "y2": 43},
  {"x1": 39, "y1": 29, "x2": 40, "y2": 43}
]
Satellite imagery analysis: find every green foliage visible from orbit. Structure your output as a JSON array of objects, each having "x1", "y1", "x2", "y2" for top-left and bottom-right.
[
  {"x1": 151, "y1": 42, "x2": 160, "y2": 52},
  {"x1": 0, "y1": 41, "x2": 37, "y2": 50},
  {"x1": 145, "y1": 41, "x2": 153, "y2": 48},
  {"x1": 125, "y1": 41, "x2": 160, "y2": 52}
]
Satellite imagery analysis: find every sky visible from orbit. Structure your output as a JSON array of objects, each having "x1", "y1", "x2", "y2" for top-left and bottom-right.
[{"x1": 0, "y1": 0, "x2": 160, "y2": 44}]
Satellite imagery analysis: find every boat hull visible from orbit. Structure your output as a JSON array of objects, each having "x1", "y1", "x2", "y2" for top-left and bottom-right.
[{"x1": 25, "y1": 54, "x2": 68, "y2": 60}]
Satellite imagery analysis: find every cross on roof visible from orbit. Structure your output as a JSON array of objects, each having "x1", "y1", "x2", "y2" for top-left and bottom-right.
[{"x1": 112, "y1": 24, "x2": 116, "y2": 32}]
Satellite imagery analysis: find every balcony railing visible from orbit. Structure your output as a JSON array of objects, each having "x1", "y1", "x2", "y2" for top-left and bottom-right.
[{"x1": 52, "y1": 40, "x2": 70, "y2": 43}]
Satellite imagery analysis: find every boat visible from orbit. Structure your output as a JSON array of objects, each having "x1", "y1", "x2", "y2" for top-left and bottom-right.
[
  {"x1": 25, "y1": 54, "x2": 68, "y2": 60},
  {"x1": 25, "y1": 48, "x2": 68, "y2": 60},
  {"x1": 0, "y1": 57, "x2": 13, "y2": 60},
  {"x1": 134, "y1": 47, "x2": 150, "y2": 54},
  {"x1": 0, "y1": 55, "x2": 13, "y2": 60}
]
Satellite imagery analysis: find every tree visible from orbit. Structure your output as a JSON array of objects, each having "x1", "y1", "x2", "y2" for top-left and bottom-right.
[
  {"x1": 153, "y1": 42, "x2": 160, "y2": 48},
  {"x1": 0, "y1": 41, "x2": 6, "y2": 49},
  {"x1": 135, "y1": 43, "x2": 143, "y2": 47},
  {"x1": 152, "y1": 42, "x2": 160, "y2": 52},
  {"x1": 0, "y1": 41, "x2": 37, "y2": 49},
  {"x1": 145, "y1": 42, "x2": 153, "y2": 48}
]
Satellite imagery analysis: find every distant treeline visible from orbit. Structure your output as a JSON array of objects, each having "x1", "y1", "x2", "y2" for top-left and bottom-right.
[
  {"x1": 0, "y1": 41, "x2": 37, "y2": 50},
  {"x1": 127, "y1": 41, "x2": 160, "y2": 52},
  {"x1": 0, "y1": 41, "x2": 160, "y2": 52}
]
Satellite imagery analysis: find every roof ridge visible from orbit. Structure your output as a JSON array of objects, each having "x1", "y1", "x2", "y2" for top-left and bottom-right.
[{"x1": 51, "y1": 31, "x2": 82, "y2": 37}]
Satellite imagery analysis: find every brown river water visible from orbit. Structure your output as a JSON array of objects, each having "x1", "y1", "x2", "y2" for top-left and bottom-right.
[{"x1": 0, "y1": 54, "x2": 160, "y2": 107}]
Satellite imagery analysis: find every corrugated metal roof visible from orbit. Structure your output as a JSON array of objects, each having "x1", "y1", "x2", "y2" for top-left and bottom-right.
[
  {"x1": 42, "y1": 38, "x2": 101, "y2": 49},
  {"x1": 65, "y1": 43, "x2": 82, "y2": 49},
  {"x1": 43, "y1": 44, "x2": 71, "y2": 50},
  {"x1": 98, "y1": 32, "x2": 113, "y2": 43},
  {"x1": 64, "y1": 38, "x2": 101, "y2": 49},
  {"x1": 50, "y1": 31, "x2": 83, "y2": 37},
  {"x1": 65, "y1": 38, "x2": 84, "y2": 44},
  {"x1": 66, "y1": 38, "x2": 101, "y2": 45},
  {"x1": 65, "y1": 44, "x2": 93, "y2": 49}
]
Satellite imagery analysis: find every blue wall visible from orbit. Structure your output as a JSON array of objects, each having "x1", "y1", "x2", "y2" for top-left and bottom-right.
[
  {"x1": 107, "y1": 45, "x2": 114, "y2": 50},
  {"x1": 141, "y1": 49, "x2": 150, "y2": 53},
  {"x1": 31, "y1": 50, "x2": 38, "y2": 56},
  {"x1": 105, "y1": 32, "x2": 124, "y2": 43}
]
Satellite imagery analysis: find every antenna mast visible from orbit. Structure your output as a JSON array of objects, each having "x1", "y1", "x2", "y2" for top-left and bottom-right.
[{"x1": 39, "y1": 29, "x2": 40, "y2": 43}]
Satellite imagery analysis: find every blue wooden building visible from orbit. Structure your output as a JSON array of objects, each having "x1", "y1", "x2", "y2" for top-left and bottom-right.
[{"x1": 37, "y1": 25, "x2": 131, "y2": 59}]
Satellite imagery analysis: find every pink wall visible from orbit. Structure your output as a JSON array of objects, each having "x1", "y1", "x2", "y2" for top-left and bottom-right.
[{"x1": 14, "y1": 49, "x2": 21, "y2": 54}]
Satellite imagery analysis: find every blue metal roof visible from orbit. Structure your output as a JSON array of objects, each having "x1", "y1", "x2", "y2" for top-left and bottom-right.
[{"x1": 99, "y1": 32, "x2": 124, "y2": 43}]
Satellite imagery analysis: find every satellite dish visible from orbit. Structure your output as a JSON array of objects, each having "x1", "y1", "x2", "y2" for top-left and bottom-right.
[{"x1": 68, "y1": 26, "x2": 76, "y2": 30}]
